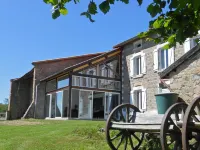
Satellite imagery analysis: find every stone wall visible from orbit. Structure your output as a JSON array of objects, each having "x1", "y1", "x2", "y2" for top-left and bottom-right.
[
  {"x1": 9, "y1": 77, "x2": 33, "y2": 119},
  {"x1": 165, "y1": 50, "x2": 200, "y2": 104},
  {"x1": 122, "y1": 39, "x2": 185, "y2": 110}
]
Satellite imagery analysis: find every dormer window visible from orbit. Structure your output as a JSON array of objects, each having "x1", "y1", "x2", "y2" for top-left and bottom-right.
[
  {"x1": 133, "y1": 40, "x2": 142, "y2": 50},
  {"x1": 184, "y1": 35, "x2": 200, "y2": 53}
]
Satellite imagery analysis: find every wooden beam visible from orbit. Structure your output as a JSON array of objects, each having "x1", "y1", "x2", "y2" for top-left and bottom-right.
[
  {"x1": 72, "y1": 73, "x2": 121, "y2": 81},
  {"x1": 72, "y1": 86, "x2": 120, "y2": 93}
]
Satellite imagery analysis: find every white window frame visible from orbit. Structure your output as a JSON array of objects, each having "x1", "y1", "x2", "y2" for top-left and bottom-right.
[
  {"x1": 130, "y1": 51, "x2": 146, "y2": 78},
  {"x1": 154, "y1": 42, "x2": 174, "y2": 72},
  {"x1": 87, "y1": 68, "x2": 97, "y2": 88},
  {"x1": 130, "y1": 86, "x2": 146, "y2": 111},
  {"x1": 184, "y1": 35, "x2": 200, "y2": 53},
  {"x1": 133, "y1": 39, "x2": 142, "y2": 50}
]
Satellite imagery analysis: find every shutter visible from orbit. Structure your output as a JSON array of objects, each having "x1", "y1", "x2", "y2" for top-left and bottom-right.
[
  {"x1": 184, "y1": 38, "x2": 191, "y2": 53},
  {"x1": 130, "y1": 57, "x2": 134, "y2": 76},
  {"x1": 142, "y1": 88, "x2": 146, "y2": 110},
  {"x1": 153, "y1": 49, "x2": 158, "y2": 71},
  {"x1": 168, "y1": 47, "x2": 175, "y2": 65},
  {"x1": 141, "y1": 52, "x2": 146, "y2": 74}
]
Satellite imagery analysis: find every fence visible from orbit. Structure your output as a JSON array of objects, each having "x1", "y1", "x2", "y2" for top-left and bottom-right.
[{"x1": 0, "y1": 112, "x2": 6, "y2": 120}]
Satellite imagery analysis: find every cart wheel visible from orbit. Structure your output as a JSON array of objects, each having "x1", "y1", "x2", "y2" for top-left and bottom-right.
[
  {"x1": 182, "y1": 96, "x2": 200, "y2": 150},
  {"x1": 160, "y1": 102, "x2": 188, "y2": 150},
  {"x1": 106, "y1": 103, "x2": 144, "y2": 150}
]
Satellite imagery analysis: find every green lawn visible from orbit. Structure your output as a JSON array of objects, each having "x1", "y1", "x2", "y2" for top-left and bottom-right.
[{"x1": 0, "y1": 119, "x2": 109, "y2": 150}]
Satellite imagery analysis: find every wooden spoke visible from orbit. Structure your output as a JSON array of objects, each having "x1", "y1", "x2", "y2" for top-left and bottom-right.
[
  {"x1": 111, "y1": 131, "x2": 123, "y2": 141},
  {"x1": 128, "y1": 134, "x2": 134, "y2": 149},
  {"x1": 119, "y1": 108, "x2": 125, "y2": 122},
  {"x1": 174, "y1": 110, "x2": 180, "y2": 121},
  {"x1": 112, "y1": 117, "x2": 120, "y2": 122},
  {"x1": 131, "y1": 132, "x2": 141, "y2": 143},
  {"x1": 191, "y1": 114, "x2": 200, "y2": 122},
  {"x1": 116, "y1": 134, "x2": 125, "y2": 149},
  {"x1": 126, "y1": 107, "x2": 129, "y2": 123},
  {"x1": 124, "y1": 136, "x2": 128, "y2": 150}
]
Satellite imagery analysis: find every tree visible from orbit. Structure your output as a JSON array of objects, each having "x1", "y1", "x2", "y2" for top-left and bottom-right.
[
  {"x1": 43, "y1": 0, "x2": 200, "y2": 48},
  {"x1": 4, "y1": 98, "x2": 9, "y2": 105}
]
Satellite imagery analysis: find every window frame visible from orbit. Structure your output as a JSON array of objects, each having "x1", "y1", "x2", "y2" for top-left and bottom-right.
[
  {"x1": 130, "y1": 51, "x2": 146, "y2": 78},
  {"x1": 154, "y1": 42, "x2": 174, "y2": 72},
  {"x1": 130, "y1": 86, "x2": 146, "y2": 111}
]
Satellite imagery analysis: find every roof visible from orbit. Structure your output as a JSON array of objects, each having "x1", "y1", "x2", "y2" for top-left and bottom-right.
[
  {"x1": 10, "y1": 68, "x2": 34, "y2": 82},
  {"x1": 32, "y1": 52, "x2": 104, "y2": 65},
  {"x1": 41, "y1": 48, "x2": 121, "y2": 82},
  {"x1": 159, "y1": 44, "x2": 200, "y2": 78},
  {"x1": 113, "y1": 35, "x2": 139, "y2": 48}
]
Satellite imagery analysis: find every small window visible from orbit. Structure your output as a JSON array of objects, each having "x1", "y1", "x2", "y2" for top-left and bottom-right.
[
  {"x1": 154, "y1": 43, "x2": 174, "y2": 71},
  {"x1": 130, "y1": 87, "x2": 146, "y2": 111},
  {"x1": 130, "y1": 52, "x2": 146, "y2": 77},
  {"x1": 57, "y1": 75, "x2": 69, "y2": 89},
  {"x1": 158, "y1": 48, "x2": 169, "y2": 70},
  {"x1": 133, "y1": 40, "x2": 142, "y2": 49}
]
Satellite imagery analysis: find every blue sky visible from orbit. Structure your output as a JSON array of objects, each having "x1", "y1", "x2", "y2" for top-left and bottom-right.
[{"x1": 0, "y1": 0, "x2": 152, "y2": 103}]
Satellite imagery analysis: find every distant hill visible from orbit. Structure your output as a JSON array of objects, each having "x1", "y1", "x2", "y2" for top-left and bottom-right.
[{"x1": 0, "y1": 103, "x2": 8, "y2": 113}]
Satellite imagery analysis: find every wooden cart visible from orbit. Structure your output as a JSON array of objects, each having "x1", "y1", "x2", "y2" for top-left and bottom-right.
[{"x1": 105, "y1": 96, "x2": 200, "y2": 150}]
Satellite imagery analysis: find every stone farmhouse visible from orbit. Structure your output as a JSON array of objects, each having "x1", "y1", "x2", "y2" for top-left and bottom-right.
[{"x1": 8, "y1": 34, "x2": 200, "y2": 120}]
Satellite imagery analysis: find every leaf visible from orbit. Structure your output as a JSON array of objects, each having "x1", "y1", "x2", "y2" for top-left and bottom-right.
[
  {"x1": 88, "y1": 1, "x2": 98, "y2": 15},
  {"x1": 108, "y1": 0, "x2": 115, "y2": 4},
  {"x1": 168, "y1": 35, "x2": 175, "y2": 43},
  {"x1": 80, "y1": 12, "x2": 95, "y2": 22},
  {"x1": 164, "y1": 19, "x2": 171, "y2": 27},
  {"x1": 147, "y1": 4, "x2": 161, "y2": 17},
  {"x1": 137, "y1": 0, "x2": 143, "y2": 5},
  {"x1": 52, "y1": 9, "x2": 60, "y2": 19},
  {"x1": 192, "y1": 0, "x2": 200, "y2": 10},
  {"x1": 99, "y1": 1, "x2": 110, "y2": 14},
  {"x1": 59, "y1": 7, "x2": 68, "y2": 15},
  {"x1": 153, "y1": 19, "x2": 163, "y2": 28},
  {"x1": 121, "y1": 0, "x2": 129, "y2": 4}
]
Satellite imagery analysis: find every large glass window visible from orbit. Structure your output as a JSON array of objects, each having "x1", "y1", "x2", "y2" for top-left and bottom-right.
[{"x1": 57, "y1": 75, "x2": 69, "y2": 89}]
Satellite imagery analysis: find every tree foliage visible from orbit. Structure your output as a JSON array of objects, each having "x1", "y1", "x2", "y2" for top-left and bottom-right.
[{"x1": 43, "y1": 0, "x2": 200, "y2": 47}]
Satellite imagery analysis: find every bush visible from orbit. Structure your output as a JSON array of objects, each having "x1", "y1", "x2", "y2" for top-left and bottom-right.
[{"x1": 141, "y1": 134, "x2": 162, "y2": 150}]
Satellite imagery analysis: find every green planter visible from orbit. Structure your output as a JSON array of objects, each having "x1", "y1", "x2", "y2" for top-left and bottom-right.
[{"x1": 155, "y1": 92, "x2": 178, "y2": 114}]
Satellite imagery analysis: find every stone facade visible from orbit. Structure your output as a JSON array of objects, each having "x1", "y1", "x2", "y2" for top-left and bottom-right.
[
  {"x1": 163, "y1": 48, "x2": 200, "y2": 104},
  {"x1": 121, "y1": 39, "x2": 185, "y2": 110}
]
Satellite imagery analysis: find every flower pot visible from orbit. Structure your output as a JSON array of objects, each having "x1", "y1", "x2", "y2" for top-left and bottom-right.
[{"x1": 155, "y1": 92, "x2": 178, "y2": 114}]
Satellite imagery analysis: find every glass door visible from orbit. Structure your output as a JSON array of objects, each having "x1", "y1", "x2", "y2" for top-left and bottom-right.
[
  {"x1": 104, "y1": 92, "x2": 120, "y2": 120},
  {"x1": 55, "y1": 91, "x2": 63, "y2": 117},
  {"x1": 78, "y1": 90, "x2": 93, "y2": 119}
]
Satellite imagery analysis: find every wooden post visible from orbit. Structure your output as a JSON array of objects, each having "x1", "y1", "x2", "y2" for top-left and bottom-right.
[{"x1": 68, "y1": 73, "x2": 72, "y2": 118}]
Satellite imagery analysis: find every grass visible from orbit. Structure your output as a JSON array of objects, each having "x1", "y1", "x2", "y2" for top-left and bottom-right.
[{"x1": 0, "y1": 119, "x2": 109, "y2": 150}]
